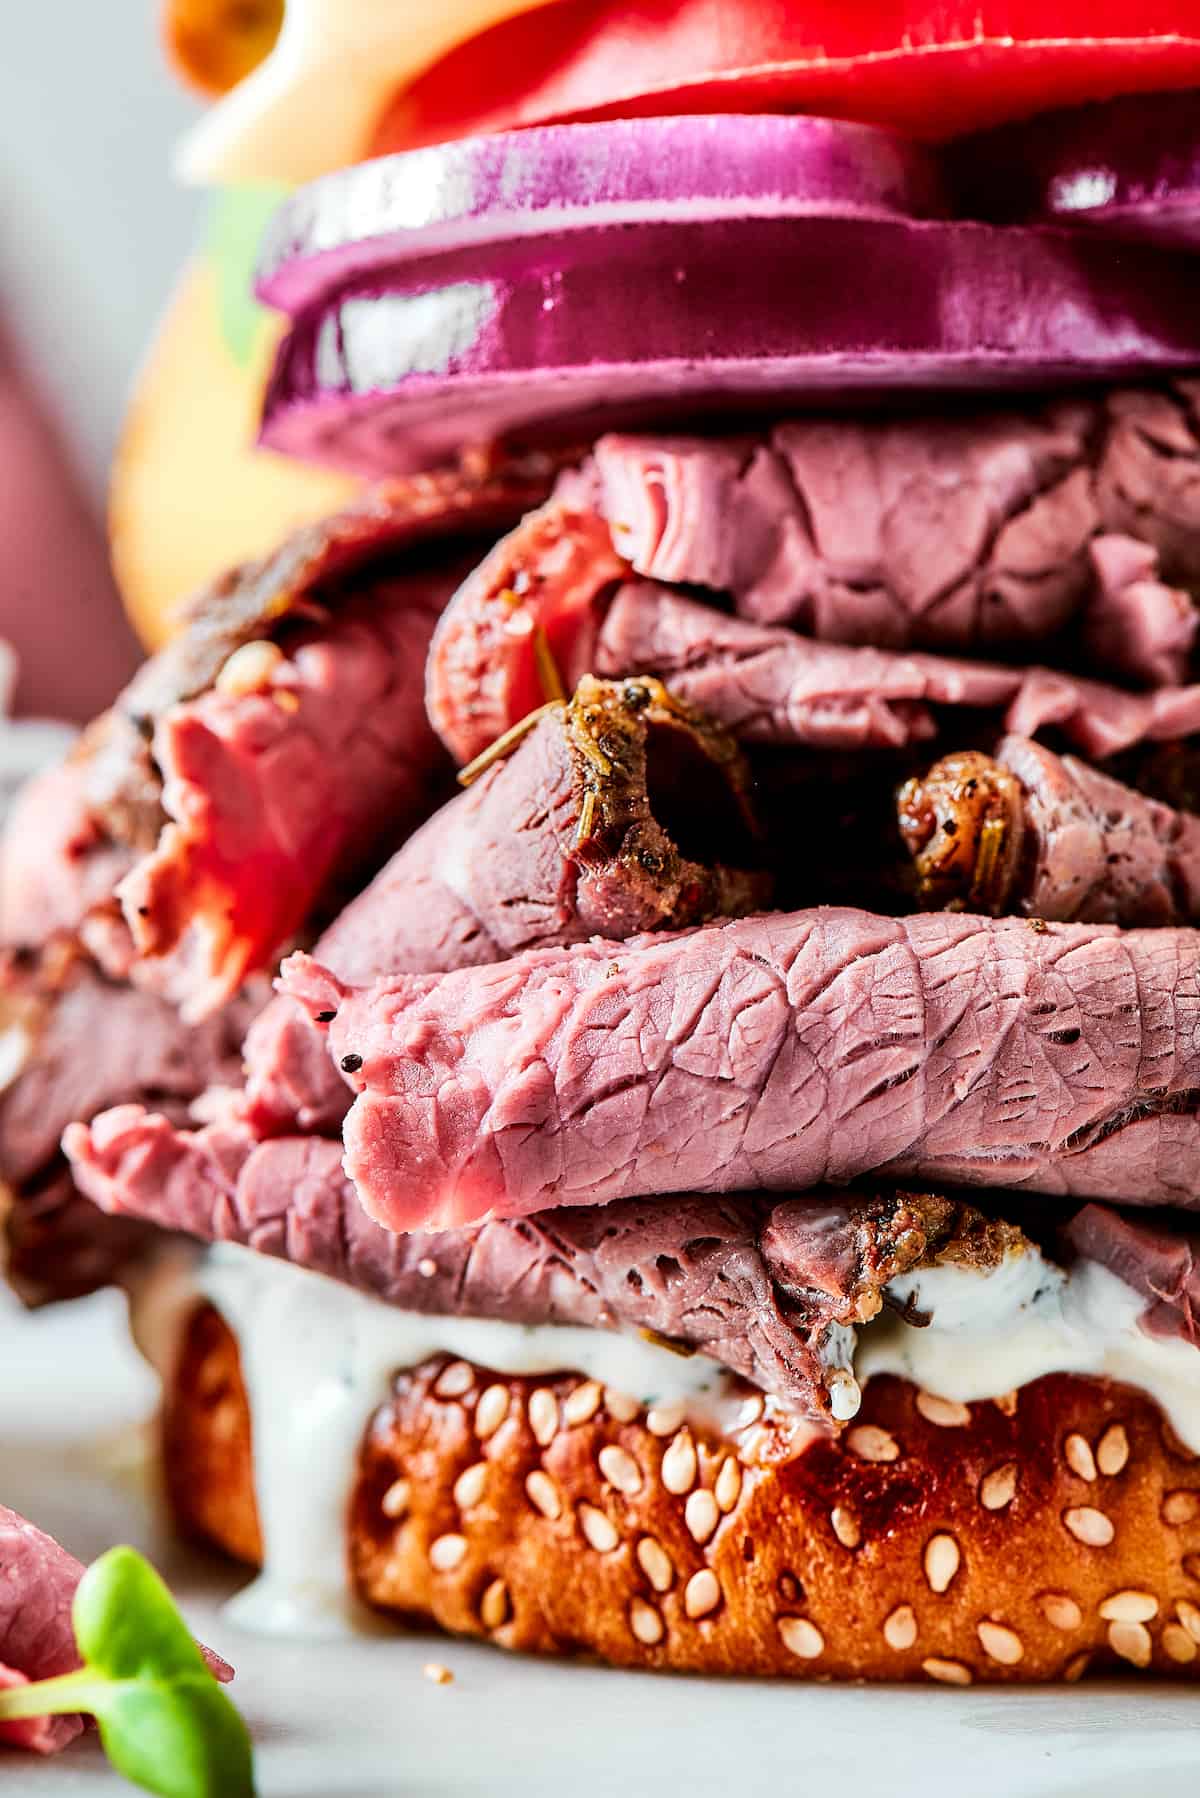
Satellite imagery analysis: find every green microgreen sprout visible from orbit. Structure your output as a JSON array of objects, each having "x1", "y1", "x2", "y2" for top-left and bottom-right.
[{"x1": 0, "y1": 1545, "x2": 255, "y2": 1797}]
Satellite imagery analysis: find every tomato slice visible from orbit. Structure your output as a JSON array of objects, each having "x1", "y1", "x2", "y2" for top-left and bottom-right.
[{"x1": 371, "y1": 1, "x2": 1200, "y2": 150}]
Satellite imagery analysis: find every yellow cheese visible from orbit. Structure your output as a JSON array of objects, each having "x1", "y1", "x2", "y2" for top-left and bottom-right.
[{"x1": 175, "y1": 0, "x2": 563, "y2": 185}]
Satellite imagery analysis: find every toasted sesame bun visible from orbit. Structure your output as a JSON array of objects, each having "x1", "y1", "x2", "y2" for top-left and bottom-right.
[{"x1": 165, "y1": 1302, "x2": 1200, "y2": 1682}]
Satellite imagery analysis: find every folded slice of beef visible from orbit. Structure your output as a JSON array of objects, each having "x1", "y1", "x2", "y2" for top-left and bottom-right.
[
  {"x1": 1063, "y1": 1204, "x2": 1199, "y2": 1347},
  {"x1": 0, "y1": 945, "x2": 258, "y2": 1303},
  {"x1": 0, "y1": 1506, "x2": 88, "y2": 1753},
  {"x1": 1, "y1": 467, "x2": 550, "y2": 1018},
  {"x1": 585, "y1": 387, "x2": 1200, "y2": 680},
  {"x1": 241, "y1": 674, "x2": 768, "y2": 1134},
  {"x1": 63, "y1": 1103, "x2": 1013, "y2": 1420},
  {"x1": 425, "y1": 501, "x2": 1200, "y2": 767},
  {"x1": 274, "y1": 907, "x2": 1200, "y2": 1230},
  {"x1": 899, "y1": 735, "x2": 1200, "y2": 925}
]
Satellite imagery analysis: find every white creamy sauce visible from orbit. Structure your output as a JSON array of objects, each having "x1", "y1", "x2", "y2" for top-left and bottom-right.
[
  {"x1": 859, "y1": 1248, "x2": 1200, "y2": 1456},
  {"x1": 195, "y1": 1246, "x2": 729, "y2": 1636},
  {"x1": 159, "y1": 1236, "x2": 1200, "y2": 1640}
]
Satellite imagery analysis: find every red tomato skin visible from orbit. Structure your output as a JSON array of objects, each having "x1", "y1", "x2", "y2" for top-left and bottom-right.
[{"x1": 370, "y1": 0, "x2": 1200, "y2": 150}]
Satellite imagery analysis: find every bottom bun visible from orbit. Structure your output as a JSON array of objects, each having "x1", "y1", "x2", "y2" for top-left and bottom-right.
[{"x1": 166, "y1": 1302, "x2": 1200, "y2": 1682}]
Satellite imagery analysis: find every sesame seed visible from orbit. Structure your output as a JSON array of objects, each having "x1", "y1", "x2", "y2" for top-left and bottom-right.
[
  {"x1": 630, "y1": 1598, "x2": 664, "y2": 1646},
  {"x1": 831, "y1": 1505, "x2": 861, "y2": 1550},
  {"x1": 646, "y1": 1402, "x2": 686, "y2": 1436},
  {"x1": 662, "y1": 1430, "x2": 698, "y2": 1496},
  {"x1": 778, "y1": 1617, "x2": 824, "y2": 1660},
  {"x1": 1176, "y1": 1599, "x2": 1200, "y2": 1644},
  {"x1": 422, "y1": 1662, "x2": 454, "y2": 1686},
  {"x1": 381, "y1": 1478, "x2": 410, "y2": 1520},
  {"x1": 526, "y1": 1470, "x2": 562, "y2": 1520},
  {"x1": 1162, "y1": 1490, "x2": 1200, "y2": 1526},
  {"x1": 1063, "y1": 1506, "x2": 1114, "y2": 1547},
  {"x1": 453, "y1": 1463, "x2": 487, "y2": 1510},
  {"x1": 923, "y1": 1533, "x2": 961, "y2": 1595},
  {"x1": 563, "y1": 1381, "x2": 602, "y2": 1426},
  {"x1": 1096, "y1": 1423, "x2": 1129, "y2": 1477},
  {"x1": 1098, "y1": 1590, "x2": 1158, "y2": 1624},
  {"x1": 1064, "y1": 1433, "x2": 1097, "y2": 1482},
  {"x1": 916, "y1": 1391, "x2": 971, "y2": 1428},
  {"x1": 735, "y1": 1394, "x2": 765, "y2": 1429},
  {"x1": 429, "y1": 1534, "x2": 467, "y2": 1572},
  {"x1": 579, "y1": 1504, "x2": 619, "y2": 1553},
  {"x1": 847, "y1": 1425, "x2": 899, "y2": 1464},
  {"x1": 922, "y1": 1657, "x2": 972, "y2": 1687},
  {"x1": 683, "y1": 1569, "x2": 721, "y2": 1619},
  {"x1": 993, "y1": 1390, "x2": 1019, "y2": 1417},
  {"x1": 979, "y1": 1462, "x2": 1018, "y2": 1511},
  {"x1": 1107, "y1": 1620, "x2": 1151, "y2": 1668},
  {"x1": 599, "y1": 1444, "x2": 642, "y2": 1495},
  {"x1": 605, "y1": 1388, "x2": 640, "y2": 1423},
  {"x1": 883, "y1": 1605, "x2": 917, "y2": 1651},
  {"x1": 475, "y1": 1384, "x2": 510, "y2": 1439},
  {"x1": 480, "y1": 1579, "x2": 511, "y2": 1630},
  {"x1": 1064, "y1": 1652, "x2": 1090, "y2": 1683},
  {"x1": 1163, "y1": 1624, "x2": 1198, "y2": 1665},
  {"x1": 685, "y1": 1489, "x2": 719, "y2": 1545},
  {"x1": 417, "y1": 1257, "x2": 437, "y2": 1278},
  {"x1": 715, "y1": 1458, "x2": 742, "y2": 1513},
  {"x1": 528, "y1": 1388, "x2": 559, "y2": 1447},
  {"x1": 215, "y1": 638, "x2": 285, "y2": 697},
  {"x1": 435, "y1": 1361, "x2": 474, "y2": 1399},
  {"x1": 1038, "y1": 1593, "x2": 1082, "y2": 1633},
  {"x1": 977, "y1": 1620, "x2": 1024, "y2": 1666},
  {"x1": 636, "y1": 1535, "x2": 674, "y2": 1593}
]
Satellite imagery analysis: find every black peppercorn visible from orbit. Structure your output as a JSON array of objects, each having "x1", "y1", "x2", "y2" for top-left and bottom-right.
[{"x1": 340, "y1": 1053, "x2": 363, "y2": 1073}]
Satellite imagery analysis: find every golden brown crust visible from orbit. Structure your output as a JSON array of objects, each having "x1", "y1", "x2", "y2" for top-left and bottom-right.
[{"x1": 168, "y1": 1303, "x2": 1200, "y2": 1683}]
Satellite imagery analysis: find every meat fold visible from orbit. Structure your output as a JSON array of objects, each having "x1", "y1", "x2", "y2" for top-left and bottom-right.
[
  {"x1": 899, "y1": 735, "x2": 1200, "y2": 925},
  {"x1": 241, "y1": 674, "x2": 769, "y2": 1134},
  {"x1": 275, "y1": 907, "x2": 1200, "y2": 1230},
  {"x1": 0, "y1": 1506, "x2": 87, "y2": 1754},
  {"x1": 1, "y1": 467, "x2": 549, "y2": 1018},
  {"x1": 424, "y1": 501, "x2": 1200, "y2": 767},
  {"x1": 0, "y1": 1505, "x2": 233, "y2": 1755},
  {"x1": 0, "y1": 945, "x2": 257, "y2": 1303},
  {"x1": 1064, "y1": 1204, "x2": 1199, "y2": 1348},
  {"x1": 585, "y1": 388, "x2": 1200, "y2": 679},
  {"x1": 63, "y1": 1105, "x2": 1012, "y2": 1419}
]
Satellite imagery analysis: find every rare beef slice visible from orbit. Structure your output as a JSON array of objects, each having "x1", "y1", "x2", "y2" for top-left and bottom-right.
[
  {"x1": 0, "y1": 467, "x2": 550, "y2": 1018},
  {"x1": 899, "y1": 735, "x2": 1200, "y2": 925},
  {"x1": 241, "y1": 674, "x2": 768, "y2": 1134},
  {"x1": 64, "y1": 1105, "x2": 1010, "y2": 1420},
  {"x1": 425, "y1": 501, "x2": 1200, "y2": 768},
  {"x1": 272, "y1": 907, "x2": 1200, "y2": 1230}
]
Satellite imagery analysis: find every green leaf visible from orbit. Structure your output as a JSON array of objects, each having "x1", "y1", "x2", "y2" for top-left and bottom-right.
[
  {"x1": 0, "y1": 1547, "x2": 255, "y2": 1798},
  {"x1": 205, "y1": 184, "x2": 289, "y2": 367}
]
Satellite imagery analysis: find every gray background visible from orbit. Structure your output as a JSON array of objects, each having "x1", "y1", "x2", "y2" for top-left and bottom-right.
[{"x1": 0, "y1": 2, "x2": 199, "y2": 495}]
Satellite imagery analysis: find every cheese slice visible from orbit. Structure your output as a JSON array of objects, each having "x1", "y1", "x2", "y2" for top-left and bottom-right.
[{"x1": 175, "y1": 0, "x2": 563, "y2": 185}]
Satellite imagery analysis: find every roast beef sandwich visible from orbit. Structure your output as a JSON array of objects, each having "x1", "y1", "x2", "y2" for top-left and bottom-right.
[{"x1": 16, "y1": 0, "x2": 1200, "y2": 1686}]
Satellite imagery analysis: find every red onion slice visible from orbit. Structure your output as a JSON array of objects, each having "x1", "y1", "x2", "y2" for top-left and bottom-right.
[
  {"x1": 256, "y1": 115, "x2": 949, "y2": 316},
  {"x1": 958, "y1": 89, "x2": 1200, "y2": 252},
  {"x1": 259, "y1": 216, "x2": 1200, "y2": 478}
]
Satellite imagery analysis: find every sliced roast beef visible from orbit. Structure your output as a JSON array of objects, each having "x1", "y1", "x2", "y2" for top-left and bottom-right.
[
  {"x1": 241, "y1": 674, "x2": 769, "y2": 1133},
  {"x1": 899, "y1": 735, "x2": 1200, "y2": 925},
  {"x1": 584, "y1": 389, "x2": 1200, "y2": 679},
  {"x1": 272, "y1": 907, "x2": 1200, "y2": 1230},
  {"x1": 1063, "y1": 1203, "x2": 1199, "y2": 1347},
  {"x1": 64, "y1": 1103, "x2": 1019, "y2": 1419},
  {"x1": 0, "y1": 1505, "x2": 232, "y2": 1756},
  {"x1": 0, "y1": 1505, "x2": 88, "y2": 1754},
  {"x1": 425, "y1": 503, "x2": 1200, "y2": 767},
  {"x1": 0, "y1": 467, "x2": 550, "y2": 1018},
  {"x1": 0, "y1": 946, "x2": 258, "y2": 1303}
]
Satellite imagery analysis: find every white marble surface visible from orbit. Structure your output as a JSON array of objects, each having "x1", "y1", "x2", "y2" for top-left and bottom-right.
[{"x1": 2, "y1": 1289, "x2": 1197, "y2": 1797}]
